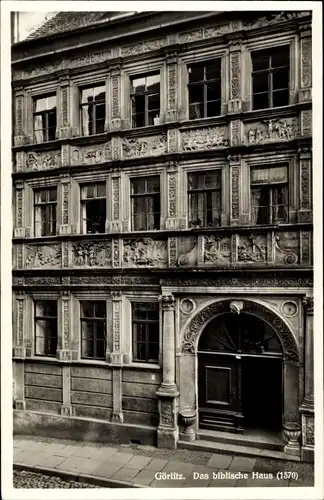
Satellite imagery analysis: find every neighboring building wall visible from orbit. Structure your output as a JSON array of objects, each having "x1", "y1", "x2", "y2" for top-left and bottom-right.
[{"x1": 12, "y1": 11, "x2": 313, "y2": 460}]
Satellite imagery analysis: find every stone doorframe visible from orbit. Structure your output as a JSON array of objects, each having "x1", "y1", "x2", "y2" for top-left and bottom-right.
[{"x1": 178, "y1": 298, "x2": 301, "y2": 455}]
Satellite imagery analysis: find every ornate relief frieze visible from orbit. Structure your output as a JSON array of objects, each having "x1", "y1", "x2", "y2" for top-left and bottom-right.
[
  {"x1": 246, "y1": 118, "x2": 299, "y2": 145},
  {"x1": 61, "y1": 292, "x2": 70, "y2": 350},
  {"x1": 121, "y1": 38, "x2": 167, "y2": 57},
  {"x1": 274, "y1": 232, "x2": 299, "y2": 265},
  {"x1": 161, "y1": 275, "x2": 313, "y2": 287},
  {"x1": 61, "y1": 87, "x2": 68, "y2": 127},
  {"x1": 123, "y1": 238, "x2": 167, "y2": 267},
  {"x1": 71, "y1": 142, "x2": 111, "y2": 165},
  {"x1": 62, "y1": 183, "x2": 69, "y2": 225},
  {"x1": 25, "y1": 244, "x2": 62, "y2": 268},
  {"x1": 122, "y1": 134, "x2": 167, "y2": 158},
  {"x1": 167, "y1": 64, "x2": 177, "y2": 110},
  {"x1": 243, "y1": 11, "x2": 310, "y2": 30},
  {"x1": 179, "y1": 24, "x2": 229, "y2": 43},
  {"x1": 21, "y1": 151, "x2": 61, "y2": 172},
  {"x1": 303, "y1": 296, "x2": 314, "y2": 315},
  {"x1": 111, "y1": 74, "x2": 120, "y2": 119},
  {"x1": 181, "y1": 127, "x2": 229, "y2": 152},
  {"x1": 160, "y1": 398, "x2": 174, "y2": 427},
  {"x1": 72, "y1": 241, "x2": 112, "y2": 267},
  {"x1": 15, "y1": 184, "x2": 24, "y2": 228},
  {"x1": 238, "y1": 233, "x2": 267, "y2": 262},
  {"x1": 15, "y1": 95, "x2": 23, "y2": 135},
  {"x1": 204, "y1": 235, "x2": 231, "y2": 264}
]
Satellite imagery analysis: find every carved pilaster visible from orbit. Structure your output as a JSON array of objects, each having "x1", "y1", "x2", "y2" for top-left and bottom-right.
[
  {"x1": 61, "y1": 144, "x2": 70, "y2": 167},
  {"x1": 228, "y1": 154, "x2": 240, "y2": 225},
  {"x1": 14, "y1": 180, "x2": 25, "y2": 238},
  {"x1": 300, "y1": 296, "x2": 314, "y2": 460},
  {"x1": 57, "y1": 290, "x2": 74, "y2": 361},
  {"x1": 58, "y1": 77, "x2": 72, "y2": 138},
  {"x1": 298, "y1": 23, "x2": 312, "y2": 103},
  {"x1": 61, "y1": 365, "x2": 74, "y2": 416},
  {"x1": 110, "y1": 63, "x2": 122, "y2": 131},
  {"x1": 229, "y1": 119, "x2": 243, "y2": 146},
  {"x1": 13, "y1": 291, "x2": 26, "y2": 358},
  {"x1": 165, "y1": 161, "x2": 179, "y2": 229},
  {"x1": 110, "y1": 291, "x2": 122, "y2": 364},
  {"x1": 111, "y1": 136, "x2": 121, "y2": 161},
  {"x1": 297, "y1": 148, "x2": 312, "y2": 223},
  {"x1": 168, "y1": 236, "x2": 177, "y2": 267},
  {"x1": 167, "y1": 128, "x2": 178, "y2": 154},
  {"x1": 109, "y1": 176, "x2": 122, "y2": 232},
  {"x1": 165, "y1": 52, "x2": 178, "y2": 122},
  {"x1": 300, "y1": 109, "x2": 312, "y2": 137},
  {"x1": 14, "y1": 88, "x2": 27, "y2": 146},
  {"x1": 59, "y1": 173, "x2": 72, "y2": 235},
  {"x1": 228, "y1": 41, "x2": 242, "y2": 113}
]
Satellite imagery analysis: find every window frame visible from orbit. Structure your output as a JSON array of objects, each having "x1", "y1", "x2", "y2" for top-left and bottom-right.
[
  {"x1": 187, "y1": 59, "x2": 222, "y2": 120},
  {"x1": 187, "y1": 170, "x2": 222, "y2": 228},
  {"x1": 132, "y1": 302, "x2": 160, "y2": 363},
  {"x1": 34, "y1": 300, "x2": 58, "y2": 357},
  {"x1": 80, "y1": 84, "x2": 106, "y2": 136},
  {"x1": 80, "y1": 182, "x2": 107, "y2": 235},
  {"x1": 130, "y1": 175, "x2": 161, "y2": 231},
  {"x1": 33, "y1": 94, "x2": 57, "y2": 143},
  {"x1": 130, "y1": 73, "x2": 161, "y2": 128},
  {"x1": 80, "y1": 300, "x2": 107, "y2": 361},
  {"x1": 251, "y1": 46, "x2": 290, "y2": 110},
  {"x1": 33, "y1": 187, "x2": 57, "y2": 237}
]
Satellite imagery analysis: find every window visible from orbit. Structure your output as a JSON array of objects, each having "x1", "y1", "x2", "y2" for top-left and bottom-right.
[
  {"x1": 252, "y1": 46, "x2": 290, "y2": 110},
  {"x1": 80, "y1": 85, "x2": 106, "y2": 136},
  {"x1": 131, "y1": 74, "x2": 160, "y2": 128},
  {"x1": 188, "y1": 171, "x2": 221, "y2": 228},
  {"x1": 34, "y1": 187, "x2": 57, "y2": 237},
  {"x1": 132, "y1": 303, "x2": 159, "y2": 363},
  {"x1": 80, "y1": 183, "x2": 106, "y2": 234},
  {"x1": 33, "y1": 95, "x2": 57, "y2": 143},
  {"x1": 34, "y1": 301, "x2": 58, "y2": 356},
  {"x1": 188, "y1": 60, "x2": 221, "y2": 120},
  {"x1": 131, "y1": 176, "x2": 160, "y2": 231},
  {"x1": 80, "y1": 301, "x2": 106, "y2": 360},
  {"x1": 251, "y1": 165, "x2": 289, "y2": 225}
]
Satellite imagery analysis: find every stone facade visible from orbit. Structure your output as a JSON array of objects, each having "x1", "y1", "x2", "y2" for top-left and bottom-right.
[{"x1": 12, "y1": 11, "x2": 313, "y2": 461}]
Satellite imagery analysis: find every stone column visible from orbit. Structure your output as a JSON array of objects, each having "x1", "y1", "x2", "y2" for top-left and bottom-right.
[
  {"x1": 228, "y1": 39, "x2": 242, "y2": 113},
  {"x1": 298, "y1": 21, "x2": 312, "y2": 103},
  {"x1": 59, "y1": 173, "x2": 72, "y2": 235},
  {"x1": 110, "y1": 292, "x2": 123, "y2": 423},
  {"x1": 13, "y1": 87, "x2": 26, "y2": 146},
  {"x1": 157, "y1": 293, "x2": 179, "y2": 448},
  {"x1": 300, "y1": 296, "x2": 314, "y2": 461},
  {"x1": 228, "y1": 154, "x2": 241, "y2": 226},
  {"x1": 165, "y1": 51, "x2": 178, "y2": 123},
  {"x1": 14, "y1": 180, "x2": 25, "y2": 238},
  {"x1": 57, "y1": 73, "x2": 72, "y2": 139},
  {"x1": 297, "y1": 147, "x2": 312, "y2": 223}
]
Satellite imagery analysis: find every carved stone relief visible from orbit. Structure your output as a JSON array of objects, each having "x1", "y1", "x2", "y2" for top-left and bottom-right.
[
  {"x1": 167, "y1": 129, "x2": 178, "y2": 153},
  {"x1": 177, "y1": 237, "x2": 198, "y2": 267},
  {"x1": 230, "y1": 120, "x2": 241, "y2": 146},
  {"x1": 61, "y1": 87, "x2": 68, "y2": 127},
  {"x1": 246, "y1": 118, "x2": 298, "y2": 145},
  {"x1": 300, "y1": 110, "x2": 312, "y2": 137},
  {"x1": 15, "y1": 96, "x2": 23, "y2": 134},
  {"x1": 25, "y1": 244, "x2": 62, "y2": 268},
  {"x1": 301, "y1": 231, "x2": 311, "y2": 265},
  {"x1": 161, "y1": 275, "x2": 313, "y2": 287},
  {"x1": 62, "y1": 183, "x2": 69, "y2": 225},
  {"x1": 112, "y1": 177, "x2": 120, "y2": 220},
  {"x1": 24, "y1": 151, "x2": 61, "y2": 172},
  {"x1": 160, "y1": 398, "x2": 174, "y2": 427},
  {"x1": 231, "y1": 166, "x2": 240, "y2": 220},
  {"x1": 62, "y1": 297, "x2": 70, "y2": 349},
  {"x1": 122, "y1": 38, "x2": 167, "y2": 57},
  {"x1": 305, "y1": 415, "x2": 315, "y2": 446},
  {"x1": 112, "y1": 292, "x2": 121, "y2": 352},
  {"x1": 111, "y1": 74, "x2": 120, "y2": 119},
  {"x1": 281, "y1": 301, "x2": 298, "y2": 318},
  {"x1": 238, "y1": 233, "x2": 267, "y2": 262},
  {"x1": 301, "y1": 38, "x2": 312, "y2": 88},
  {"x1": 122, "y1": 134, "x2": 167, "y2": 158},
  {"x1": 72, "y1": 241, "x2": 112, "y2": 267},
  {"x1": 71, "y1": 143, "x2": 111, "y2": 165},
  {"x1": 123, "y1": 238, "x2": 167, "y2": 267},
  {"x1": 168, "y1": 237, "x2": 177, "y2": 267},
  {"x1": 243, "y1": 11, "x2": 310, "y2": 30},
  {"x1": 181, "y1": 127, "x2": 229, "y2": 152},
  {"x1": 204, "y1": 235, "x2": 231, "y2": 264},
  {"x1": 274, "y1": 232, "x2": 299, "y2": 265},
  {"x1": 300, "y1": 158, "x2": 311, "y2": 209},
  {"x1": 168, "y1": 171, "x2": 176, "y2": 218},
  {"x1": 230, "y1": 51, "x2": 241, "y2": 100},
  {"x1": 168, "y1": 64, "x2": 177, "y2": 110}
]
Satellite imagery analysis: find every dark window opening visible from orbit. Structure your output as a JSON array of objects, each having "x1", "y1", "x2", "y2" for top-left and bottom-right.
[
  {"x1": 132, "y1": 302, "x2": 159, "y2": 363},
  {"x1": 188, "y1": 60, "x2": 221, "y2": 120},
  {"x1": 188, "y1": 171, "x2": 222, "y2": 228},
  {"x1": 34, "y1": 187, "x2": 57, "y2": 237},
  {"x1": 34, "y1": 300, "x2": 58, "y2": 357},
  {"x1": 33, "y1": 94, "x2": 57, "y2": 143},
  {"x1": 131, "y1": 74, "x2": 160, "y2": 128},
  {"x1": 131, "y1": 176, "x2": 160, "y2": 231},
  {"x1": 80, "y1": 183, "x2": 106, "y2": 234},
  {"x1": 80, "y1": 301, "x2": 106, "y2": 360},
  {"x1": 80, "y1": 85, "x2": 106, "y2": 136}
]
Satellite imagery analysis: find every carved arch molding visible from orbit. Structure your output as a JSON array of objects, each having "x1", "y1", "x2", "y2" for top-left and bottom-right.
[{"x1": 181, "y1": 299, "x2": 299, "y2": 362}]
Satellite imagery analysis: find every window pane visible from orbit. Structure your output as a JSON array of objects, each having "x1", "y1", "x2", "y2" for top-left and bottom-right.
[
  {"x1": 96, "y1": 182, "x2": 106, "y2": 198},
  {"x1": 271, "y1": 48, "x2": 290, "y2": 68},
  {"x1": 146, "y1": 74, "x2": 160, "y2": 93},
  {"x1": 148, "y1": 93, "x2": 160, "y2": 111},
  {"x1": 273, "y1": 68, "x2": 289, "y2": 90},
  {"x1": 49, "y1": 188, "x2": 57, "y2": 202},
  {"x1": 96, "y1": 339, "x2": 106, "y2": 359},
  {"x1": 132, "y1": 113, "x2": 145, "y2": 128},
  {"x1": 252, "y1": 51, "x2": 270, "y2": 71},
  {"x1": 146, "y1": 176, "x2": 160, "y2": 193},
  {"x1": 207, "y1": 82, "x2": 221, "y2": 102},
  {"x1": 132, "y1": 178, "x2": 146, "y2": 195},
  {"x1": 132, "y1": 77, "x2": 146, "y2": 94},
  {"x1": 133, "y1": 304, "x2": 148, "y2": 320},
  {"x1": 148, "y1": 342, "x2": 159, "y2": 362},
  {"x1": 189, "y1": 84, "x2": 204, "y2": 104},
  {"x1": 189, "y1": 103, "x2": 204, "y2": 120},
  {"x1": 135, "y1": 342, "x2": 146, "y2": 361},
  {"x1": 188, "y1": 64, "x2": 204, "y2": 83},
  {"x1": 81, "y1": 320, "x2": 94, "y2": 338},
  {"x1": 82, "y1": 338, "x2": 94, "y2": 358},
  {"x1": 47, "y1": 95, "x2": 56, "y2": 110},
  {"x1": 147, "y1": 303, "x2": 159, "y2": 320},
  {"x1": 95, "y1": 302, "x2": 106, "y2": 318},
  {"x1": 253, "y1": 92, "x2": 269, "y2": 110},
  {"x1": 96, "y1": 322, "x2": 106, "y2": 339},
  {"x1": 207, "y1": 100, "x2": 220, "y2": 118},
  {"x1": 81, "y1": 87, "x2": 94, "y2": 104},
  {"x1": 85, "y1": 199, "x2": 106, "y2": 233},
  {"x1": 251, "y1": 187, "x2": 270, "y2": 224},
  {"x1": 272, "y1": 89, "x2": 289, "y2": 107},
  {"x1": 95, "y1": 103, "x2": 105, "y2": 133},
  {"x1": 133, "y1": 197, "x2": 148, "y2": 231},
  {"x1": 81, "y1": 301, "x2": 95, "y2": 318},
  {"x1": 94, "y1": 86, "x2": 106, "y2": 101},
  {"x1": 135, "y1": 323, "x2": 146, "y2": 342},
  {"x1": 152, "y1": 195, "x2": 161, "y2": 230},
  {"x1": 253, "y1": 72, "x2": 269, "y2": 94},
  {"x1": 206, "y1": 171, "x2": 221, "y2": 189},
  {"x1": 206, "y1": 62, "x2": 221, "y2": 80},
  {"x1": 86, "y1": 185, "x2": 95, "y2": 198}
]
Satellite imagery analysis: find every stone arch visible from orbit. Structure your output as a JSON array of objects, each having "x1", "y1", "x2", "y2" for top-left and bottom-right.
[{"x1": 181, "y1": 298, "x2": 299, "y2": 362}]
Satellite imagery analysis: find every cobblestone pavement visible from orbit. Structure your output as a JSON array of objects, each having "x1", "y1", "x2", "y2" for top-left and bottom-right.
[
  {"x1": 14, "y1": 435, "x2": 314, "y2": 488},
  {"x1": 14, "y1": 470, "x2": 99, "y2": 488}
]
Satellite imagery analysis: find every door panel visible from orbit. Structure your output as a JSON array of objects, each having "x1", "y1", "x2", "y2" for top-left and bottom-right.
[{"x1": 198, "y1": 353, "x2": 244, "y2": 433}]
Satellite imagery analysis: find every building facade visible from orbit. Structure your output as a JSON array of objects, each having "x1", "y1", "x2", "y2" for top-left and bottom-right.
[{"x1": 12, "y1": 10, "x2": 314, "y2": 462}]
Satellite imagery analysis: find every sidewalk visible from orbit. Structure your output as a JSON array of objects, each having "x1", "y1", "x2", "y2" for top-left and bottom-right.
[{"x1": 13, "y1": 435, "x2": 314, "y2": 488}]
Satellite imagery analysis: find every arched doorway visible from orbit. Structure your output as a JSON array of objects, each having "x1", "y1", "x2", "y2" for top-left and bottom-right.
[{"x1": 198, "y1": 312, "x2": 283, "y2": 434}]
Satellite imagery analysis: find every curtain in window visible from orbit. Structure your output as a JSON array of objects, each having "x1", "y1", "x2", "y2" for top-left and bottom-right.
[
  {"x1": 251, "y1": 187, "x2": 269, "y2": 225},
  {"x1": 82, "y1": 106, "x2": 90, "y2": 136},
  {"x1": 34, "y1": 115, "x2": 44, "y2": 143},
  {"x1": 133, "y1": 197, "x2": 147, "y2": 231},
  {"x1": 273, "y1": 185, "x2": 288, "y2": 222},
  {"x1": 189, "y1": 103, "x2": 203, "y2": 120},
  {"x1": 210, "y1": 191, "x2": 221, "y2": 226},
  {"x1": 146, "y1": 196, "x2": 155, "y2": 230}
]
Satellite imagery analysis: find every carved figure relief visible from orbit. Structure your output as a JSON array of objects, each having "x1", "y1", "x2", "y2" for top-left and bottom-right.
[
  {"x1": 243, "y1": 11, "x2": 309, "y2": 30},
  {"x1": 247, "y1": 118, "x2": 298, "y2": 145},
  {"x1": 182, "y1": 127, "x2": 228, "y2": 151},
  {"x1": 160, "y1": 398, "x2": 174, "y2": 426},
  {"x1": 274, "y1": 232, "x2": 299, "y2": 265},
  {"x1": 238, "y1": 234, "x2": 266, "y2": 262},
  {"x1": 71, "y1": 143, "x2": 111, "y2": 165},
  {"x1": 26, "y1": 151, "x2": 61, "y2": 171},
  {"x1": 204, "y1": 235, "x2": 231, "y2": 264},
  {"x1": 72, "y1": 241, "x2": 112, "y2": 267},
  {"x1": 25, "y1": 245, "x2": 62, "y2": 268},
  {"x1": 123, "y1": 238, "x2": 167, "y2": 267},
  {"x1": 122, "y1": 135, "x2": 167, "y2": 158}
]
